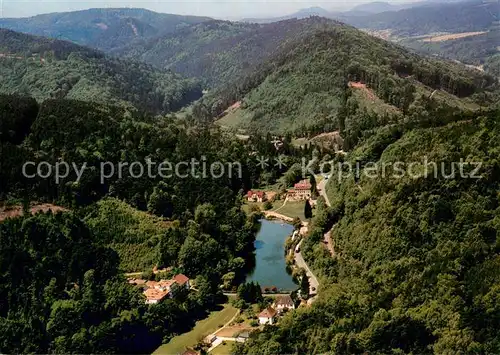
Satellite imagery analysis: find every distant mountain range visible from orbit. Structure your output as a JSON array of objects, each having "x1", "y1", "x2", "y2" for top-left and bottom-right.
[
  {"x1": 240, "y1": 0, "x2": 498, "y2": 28},
  {"x1": 345, "y1": 0, "x2": 499, "y2": 35},
  {"x1": 0, "y1": 8, "x2": 210, "y2": 51},
  {"x1": 0, "y1": 0, "x2": 497, "y2": 123},
  {"x1": 239, "y1": 0, "x2": 478, "y2": 23}
]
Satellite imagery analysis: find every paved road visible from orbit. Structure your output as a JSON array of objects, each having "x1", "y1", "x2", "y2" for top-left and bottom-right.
[
  {"x1": 317, "y1": 178, "x2": 331, "y2": 207},
  {"x1": 317, "y1": 177, "x2": 336, "y2": 256},
  {"x1": 295, "y1": 240, "x2": 319, "y2": 297},
  {"x1": 206, "y1": 310, "x2": 240, "y2": 352}
]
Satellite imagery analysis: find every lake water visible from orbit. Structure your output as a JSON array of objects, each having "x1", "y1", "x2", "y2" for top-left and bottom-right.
[{"x1": 245, "y1": 219, "x2": 297, "y2": 291}]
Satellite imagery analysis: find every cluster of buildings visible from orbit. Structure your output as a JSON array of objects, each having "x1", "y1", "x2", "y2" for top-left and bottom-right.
[
  {"x1": 247, "y1": 179, "x2": 312, "y2": 204},
  {"x1": 247, "y1": 190, "x2": 267, "y2": 203},
  {"x1": 128, "y1": 274, "x2": 190, "y2": 305},
  {"x1": 258, "y1": 295, "x2": 296, "y2": 325},
  {"x1": 286, "y1": 179, "x2": 312, "y2": 201}
]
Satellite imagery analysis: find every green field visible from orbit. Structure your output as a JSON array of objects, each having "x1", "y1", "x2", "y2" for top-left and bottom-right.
[
  {"x1": 153, "y1": 304, "x2": 238, "y2": 355},
  {"x1": 210, "y1": 341, "x2": 235, "y2": 355},
  {"x1": 273, "y1": 201, "x2": 309, "y2": 221},
  {"x1": 215, "y1": 108, "x2": 251, "y2": 130}
]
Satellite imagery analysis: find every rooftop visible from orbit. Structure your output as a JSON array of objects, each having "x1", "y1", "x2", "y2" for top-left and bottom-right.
[
  {"x1": 247, "y1": 190, "x2": 265, "y2": 198},
  {"x1": 173, "y1": 274, "x2": 190, "y2": 286},
  {"x1": 294, "y1": 180, "x2": 312, "y2": 190},
  {"x1": 143, "y1": 288, "x2": 169, "y2": 301},
  {"x1": 258, "y1": 306, "x2": 277, "y2": 318},
  {"x1": 274, "y1": 294, "x2": 294, "y2": 306}
]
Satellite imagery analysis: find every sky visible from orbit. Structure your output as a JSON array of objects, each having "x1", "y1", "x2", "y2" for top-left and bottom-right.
[{"x1": 1, "y1": 0, "x2": 415, "y2": 19}]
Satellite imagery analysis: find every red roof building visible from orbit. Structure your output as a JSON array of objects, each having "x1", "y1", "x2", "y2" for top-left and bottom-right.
[
  {"x1": 247, "y1": 190, "x2": 266, "y2": 202},
  {"x1": 173, "y1": 274, "x2": 190, "y2": 288},
  {"x1": 294, "y1": 180, "x2": 312, "y2": 190},
  {"x1": 143, "y1": 288, "x2": 169, "y2": 305},
  {"x1": 258, "y1": 307, "x2": 277, "y2": 325}
]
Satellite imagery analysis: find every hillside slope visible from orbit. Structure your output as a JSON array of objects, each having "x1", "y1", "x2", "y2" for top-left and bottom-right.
[
  {"x1": 0, "y1": 8, "x2": 210, "y2": 51},
  {"x1": 117, "y1": 18, "x2": 340, "y2": 87},
  {"x1": 345, "y1": 0, "x2": 499, "y2": 36},
  {"x1": 0, "y1": 29, "x2": 202, "y2": 113},
  {"x1": 238, "y1": 107, "x2": 500, "y2": 354},
  {"x1": 201, "y1": 19, "x2": 496, "y2": 135}
]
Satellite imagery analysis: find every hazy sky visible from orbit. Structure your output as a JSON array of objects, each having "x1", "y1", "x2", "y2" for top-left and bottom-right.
[{"x1": 2, "y1": 0, "x2": 414, "y2": 19}]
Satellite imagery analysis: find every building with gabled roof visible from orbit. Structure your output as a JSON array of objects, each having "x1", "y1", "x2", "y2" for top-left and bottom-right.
[
  {"x1": 273, "y1": 294, "x2": 295, "y2": 312},
  {"x1": 173, "y1": 274, "x2": 190, "y2": 289},
  {"x1": 247, "y1": 190, "x2": 267, "y2": 203},
  {"x1": 258, "y1": 307, "x2": 277, "y2": 325},
  {"x1": 143, "y1": 288, "x2": 169, "y2": 305},
  {"x1": 287, "y1": 179, "x2": 312, "y2": 201}
]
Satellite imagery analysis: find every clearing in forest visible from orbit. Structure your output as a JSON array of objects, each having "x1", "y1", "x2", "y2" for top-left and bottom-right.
[
  {"x1": 422, "y1": 31, "x2": 487, "y2": 42},
  {"x1": 0, "y1": 204, "x2": 68, "y2": 222}
]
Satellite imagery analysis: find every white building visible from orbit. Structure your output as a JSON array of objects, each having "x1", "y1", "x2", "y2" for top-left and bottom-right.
[
  {"x1": 273, "y1": 295, "x2": 295, "y2": 313},
  {"x1": 258, "y1": 307, "x2": 277, "y2": 325}
]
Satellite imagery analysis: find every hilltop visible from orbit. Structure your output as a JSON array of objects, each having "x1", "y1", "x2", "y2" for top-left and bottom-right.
[
  {"x1": 200, "y1": 18, "x2": 496, "y2": 135},
  {"x1": 0, "y1": 8, "x2": 211, "y2": 51},
  {"x1": 0, "y1": 28, "x2": 202, "y2": 113},
  {"x1": 116, "y1": 18, "x2": 340, "y2": 87}
]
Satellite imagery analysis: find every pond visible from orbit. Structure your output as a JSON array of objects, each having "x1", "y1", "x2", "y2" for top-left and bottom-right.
[{"x1": 245, "y1": 219, "x2": 297, "y2": 292}]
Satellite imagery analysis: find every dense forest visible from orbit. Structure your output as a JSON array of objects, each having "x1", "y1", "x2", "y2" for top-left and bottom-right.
[
  {"x1": 2, "y1": 6, "x2": 500, "y2": 354},
  {"x1": 0, "y1": 29, "x2": 202, "y2": 113},
  {"x1": 0, "y1": 8, "x2": 210, "y2": 51},
  {"x1": 236, "y1": 106, "x2": 500, "y2": 354},
  {"x1": 116, "y1": 18, "x2": 341, "y2": 87},
  {"x1": 400, "y1": 29, "x2": 500, "y2": 73},
  {"x1": 198, "y1": 19, "x2": 497, "y2": 134},
  {"x1": 0, "y1": 92, "x2": 264, "y2": 352},
  {"x1": 0, "y1": 211, "x2": 230, "y2": 353}
]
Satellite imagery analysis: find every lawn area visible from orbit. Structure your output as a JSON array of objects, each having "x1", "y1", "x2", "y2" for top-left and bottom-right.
[
  {"x1": 210, "y1": 341, "x2": 235, "y2": 355},
  {"x1": 215, "y1": 108, "x2": 251, "y2": 129},
  {"x1": 273, "y1": 201, "x2": 309, "y2": 221},
  {"x1": 153, "y1": 304, "x2": 238, "y2": 355}
]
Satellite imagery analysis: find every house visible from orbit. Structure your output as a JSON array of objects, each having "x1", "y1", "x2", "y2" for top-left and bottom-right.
[
  {"x1": 247, "y1": 190, "x2": 266, "y2": 203},
  {"x1": 181, "y1": 349, "x2": 200, "y2": 355},
  {"x1": 139, "y1": 274, "x2": 191, "y2": 304},
  {"x1": 273, "y1": 295, "x2": 295, "y2": 313},
  {"x1": 156, "y1": 279, "x2": 176, "y2": 291},
  {"x1": 236, "y1": 331, "x2": 250, "y2": 343},
  {"x1": 173, "y1": 274, "x2": 190, "y2": 289},
  {"x1": 143, "y1": 288, "x2": 169, "y2": 305},
  {"x1": 287, "y1": 180, "x2": 312, "y2": 201},
  {"x1": 258, "y1": 307, "x2": 277, "y2": 325}
]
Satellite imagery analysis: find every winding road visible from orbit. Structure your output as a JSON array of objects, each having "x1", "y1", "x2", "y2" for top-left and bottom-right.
[
  {"x1": 317, "y1": 177, "x2": 336, "y2": 256},
  {"x1": 295, "y1": 240, "x2": 319, "y2": 298}
]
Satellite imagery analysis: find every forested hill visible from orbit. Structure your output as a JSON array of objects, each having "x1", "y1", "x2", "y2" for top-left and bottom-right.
[
  {"x1": 0, "y1": 93, "x2": 260, "y2": 353},
  {"x1": 116, "y1": 18, "x2": 341, "y2": 87},
  {"x1": 199, "y1": 19, "x2": 497, "y2": 135},
  {"x1": 237, "y1": 106, "x2": 500, "y2": 354},
  {"x1": 0, "y1": 26, "x2": 102, "y2": 59},
  {"x1": 344, "y1": 0, "x2": 500, "y2": 36},
  {"x1": 0, "y1": 28, "x2": 203, "y2": 113},
  {"x1": 0, "y1": 8, "x2": 211, "y2": 51}
]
